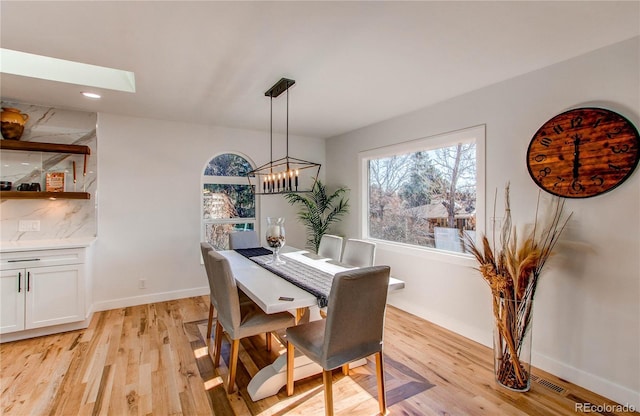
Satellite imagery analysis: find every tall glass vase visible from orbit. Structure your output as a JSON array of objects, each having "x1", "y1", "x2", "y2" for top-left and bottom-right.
[
  {"x1": 493, "y1": 296, "x2": 533, "y2": 392},
  {"x1": 265, "y1": 217, "x2": 286, "y2": 265}
]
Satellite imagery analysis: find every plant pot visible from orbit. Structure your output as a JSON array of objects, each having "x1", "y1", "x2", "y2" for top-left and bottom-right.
[
  {"x1": 493, "y1": 296, "x2": 533, "y2": 392},
  {"x1": 1, "y1": 107, "x2": 29, "y2": 140}
]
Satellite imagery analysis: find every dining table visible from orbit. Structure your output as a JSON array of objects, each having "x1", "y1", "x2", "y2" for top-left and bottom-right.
[{"x1": 218, "y1": 246, "x2": 405, "y2": 401}]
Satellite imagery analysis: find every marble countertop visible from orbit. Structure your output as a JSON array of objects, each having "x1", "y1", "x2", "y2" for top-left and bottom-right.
[{"x1": 0, "y1": 237, "x2": 96, "y2": 252}]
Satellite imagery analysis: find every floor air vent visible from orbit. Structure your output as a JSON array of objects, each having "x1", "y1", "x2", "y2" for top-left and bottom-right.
[{"x1": 537, "y1": 378, "x2": 566, "y2": 394}]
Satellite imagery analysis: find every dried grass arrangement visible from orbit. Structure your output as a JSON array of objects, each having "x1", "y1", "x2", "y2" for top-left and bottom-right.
[{"x1": 464, "y1": 184, "x2": 572, "y2": 391}]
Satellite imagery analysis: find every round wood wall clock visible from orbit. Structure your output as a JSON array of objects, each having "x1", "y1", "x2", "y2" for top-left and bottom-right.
[{"x1": 527, "y1": 107, "x2": 640, "y2": 198}]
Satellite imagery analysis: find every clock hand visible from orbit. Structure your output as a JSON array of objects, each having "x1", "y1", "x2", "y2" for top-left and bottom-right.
[{"x1": 572, "y1": 134, "x2": 581, "y2": 179}]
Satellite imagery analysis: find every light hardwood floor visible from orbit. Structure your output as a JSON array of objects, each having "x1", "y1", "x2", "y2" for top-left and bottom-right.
[{"x1": 0, "y1": 296, "x2": 636, "y2": 415}]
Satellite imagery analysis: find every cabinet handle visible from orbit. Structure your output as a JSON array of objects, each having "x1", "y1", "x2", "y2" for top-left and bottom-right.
[
  {"x1": 27, "y1": 272, "x2": 31, "y2": 292},
  {"x1": 7, "y1": 258, "x2": 41, "y2": 263},
  {"x1": 18, "y1": 272, "x2": 22, "y2": 293}
]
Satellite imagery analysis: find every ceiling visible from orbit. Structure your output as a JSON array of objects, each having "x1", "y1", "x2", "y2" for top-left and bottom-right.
[{"x1": 1, "y1": 1, "x2": 638, "y2": 139}]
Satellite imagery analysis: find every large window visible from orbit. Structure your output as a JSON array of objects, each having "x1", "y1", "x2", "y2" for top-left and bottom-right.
[
  {"x1": 360, "y1": 125, "x2": 485, "y2": 254},
  {"x1": 202, "y1": 153, "x2": 256, "y2": 250}
]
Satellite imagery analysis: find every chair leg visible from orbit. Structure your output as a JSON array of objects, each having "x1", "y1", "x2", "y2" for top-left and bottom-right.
[
  {"x1": 213, "y1": 321, "x2": 223, "y2": 367},
  {"x1": 228, "y1": 339, "x2": 240, "y2": 394},
  {"x1": 323, "y1": 369, "x2": 334, "y2": 416},
  {"x1": 265, "y1": 331, "x2": 272, "y2": 351},
  {"x1": 286, "y1": 342, "x2": 295, "y2": 396},
  {"x1": 206, "y1": 303, "x2": 214, "y2": 339},
  {"x1": 342, "y1": 364, "x2": 349, "y2": 376},
  {"x1": 375, "y1": 352, "x2": 387, "y2": 416}
]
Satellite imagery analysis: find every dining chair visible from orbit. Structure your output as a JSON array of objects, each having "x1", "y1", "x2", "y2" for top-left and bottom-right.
[
  {"x1": 341, "y1": 239, "x2": 376, "y2": 267},
  {"x1": 285, "y1": 265, "x2": 391, "y2": 416},
  {"x1": 200, "y1": 242, "x2": 253, "y2": 341},
  {"x1": 207, "y1": 250, "x2": 296, "y2": 393},
  {"x1": 229, "y1": 230, "x2": 260, "y2": 249},
  {"x1": 317, "y1": 234, "x2": 343, "y2": 261},
  {"x1": 200, "y1": 242, "x2": 219, "y2": 340}
]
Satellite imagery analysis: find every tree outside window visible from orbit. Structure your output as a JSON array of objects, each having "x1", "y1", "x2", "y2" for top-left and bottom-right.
[
  {"x1": 364, "y1": 127, "x2": 482, "y2": 254},
  {"x1": 202, "y1": 153, "x2": 256, "y2": 250}
]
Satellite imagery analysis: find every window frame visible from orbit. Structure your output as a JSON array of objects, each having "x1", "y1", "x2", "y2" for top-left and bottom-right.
[
  {"x1": 358, "y1": 124, "x2": 486, "y2": 258},
  {"x1": 201, "y1": 151, "x2": 259, "y2": 249}
]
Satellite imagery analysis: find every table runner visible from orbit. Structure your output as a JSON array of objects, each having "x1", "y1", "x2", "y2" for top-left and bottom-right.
[{"x1": 234, "y1": 248, "x2": 333, "y2": 307}]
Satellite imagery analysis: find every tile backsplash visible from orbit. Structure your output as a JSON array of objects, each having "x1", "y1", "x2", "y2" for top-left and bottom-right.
[{"x1": 1, "y1": 102, "x2": 97, "y2": 242}]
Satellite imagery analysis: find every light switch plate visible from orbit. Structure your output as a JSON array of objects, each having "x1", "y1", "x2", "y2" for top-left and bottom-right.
[{"x1": 18, "y1": 220, "x2": 40, "y2": 232}]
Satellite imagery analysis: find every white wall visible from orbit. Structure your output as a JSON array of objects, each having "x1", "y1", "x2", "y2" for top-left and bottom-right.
[
  {"x1": 325, "y1": 37, "x2": 640, "y2": 407},
  {"x1": 93, "y1": 114, "x2": 325, "y2": 309}
]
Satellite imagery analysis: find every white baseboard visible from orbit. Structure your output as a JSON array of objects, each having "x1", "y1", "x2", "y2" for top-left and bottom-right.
[
  {"x1": 533, "y1": 352, "x2": 640, "y2": 410},
  {"x1": 388, "y1": 296, "x2": 493, "y2": 346},
  {"x1": 389, "y1": 298, "x2": 639, "y2": 410},
  {"x1": 1, "y1": 287, "x2": 209, "y2": 343},
  {"x1": 0, "y1": 316, "x2": 93, "y2": 343},
  {"x1": 92, "y1": 286, "x2": 210, "y2": 312}
]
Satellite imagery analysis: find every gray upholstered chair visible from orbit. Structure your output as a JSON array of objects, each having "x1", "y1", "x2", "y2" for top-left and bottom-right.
[
  {"x1": 229, "y1": 230, "x2": 260, "y2": 249},
  {"x1": 226, "y1": 230, "x2": 264, "y2": 308},
  {"x1": 200, "y1": 242, "x2": 218, "y2": 340},
  {"x1": 285, "y1": 265, "x2": 391, "y2": 416},
  {"x1": 207, "y1": 250, "x2": 296, "y2": 393},
  {"x1": 317, "y1": 234, "x2": 343, "y2": 261},
  {"x1": 341, "y1": 239, "x2": 376, "y2": 267},
  {"x1": 200, "y1": 242, "x2": 253, "y2": 341}
]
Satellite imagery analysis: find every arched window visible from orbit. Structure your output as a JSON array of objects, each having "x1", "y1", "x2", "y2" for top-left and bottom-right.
[{"x1": 202, "y1": 153, "x2": 257, "y2": 249}]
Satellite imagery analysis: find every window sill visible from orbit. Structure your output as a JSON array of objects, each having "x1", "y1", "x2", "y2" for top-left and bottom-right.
[{"x1": 367, "y1": 238, "x2": 477, "y2": 267}]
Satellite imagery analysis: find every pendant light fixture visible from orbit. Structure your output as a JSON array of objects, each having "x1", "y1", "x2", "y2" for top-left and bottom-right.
[{"x1": 247, "y1": 77, "x2": 321, "y2": 195}]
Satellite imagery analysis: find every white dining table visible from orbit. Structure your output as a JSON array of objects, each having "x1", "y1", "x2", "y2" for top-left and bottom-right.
[{"x1": 217, "y1": 247, "x2": 405, "y2": 401}]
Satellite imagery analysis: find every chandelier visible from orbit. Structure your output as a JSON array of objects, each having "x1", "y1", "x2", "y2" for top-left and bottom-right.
[{"x1": 247, "y1": 77, "x2": 321, "y2": 195}]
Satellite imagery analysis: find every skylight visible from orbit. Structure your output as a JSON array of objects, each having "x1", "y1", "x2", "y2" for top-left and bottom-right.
[{"x1": 0, "y1": 48, "x2": 136, "y2": 93}]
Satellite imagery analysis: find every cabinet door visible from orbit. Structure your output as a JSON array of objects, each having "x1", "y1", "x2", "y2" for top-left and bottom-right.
[
  {"x1": 0, "y1": 269, "x2": 25, "y2": 334},
  {"x1": 25, "y1": 264, "x2": 83, "y2": 329}
]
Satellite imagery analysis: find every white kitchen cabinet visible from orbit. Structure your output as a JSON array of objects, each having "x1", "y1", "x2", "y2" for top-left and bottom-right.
[
  {"x1": 0, "y1": 248, "x2": 86, "y2": 335},
  {"x1": 0, "y1": 268, "x2": 25, "y2": 333}
]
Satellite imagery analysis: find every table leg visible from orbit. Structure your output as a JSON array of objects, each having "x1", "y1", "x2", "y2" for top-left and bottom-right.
[{"x1": 295, "y1": 307, "x2": 308, "y2": 324}]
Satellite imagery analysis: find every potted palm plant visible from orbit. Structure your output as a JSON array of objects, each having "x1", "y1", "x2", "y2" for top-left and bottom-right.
[{"x1": 284, "y1": 179, "x2": 350, "y2": 253}]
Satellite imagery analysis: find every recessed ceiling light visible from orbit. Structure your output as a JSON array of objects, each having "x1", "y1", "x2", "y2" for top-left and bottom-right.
[{"x1": 81, "y1": 92, "x2": 101, "y2": 99}]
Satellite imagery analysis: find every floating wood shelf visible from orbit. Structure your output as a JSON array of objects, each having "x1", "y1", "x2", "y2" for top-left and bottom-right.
[
  {"x1": 0, "y1": 191, "x2": 90, "y2": 200},
  {"x1": 1, "y1": 140, "x2": 92, "y2": 200},
  {"x1": 0, "y1": 140, "x2": 91, "y2": 155}
]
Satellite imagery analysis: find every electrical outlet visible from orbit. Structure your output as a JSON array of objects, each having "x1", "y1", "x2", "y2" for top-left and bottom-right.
[
  {"x1": 18, "y1": 220, "x2": 40, "y2": 232},
  {"x1": 139, "y1": 279, "x2": 146, "y2": 289}
]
